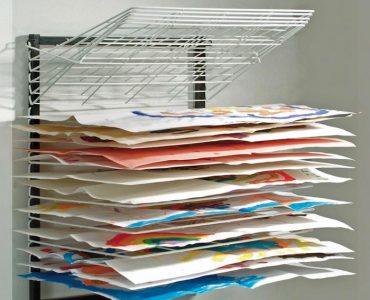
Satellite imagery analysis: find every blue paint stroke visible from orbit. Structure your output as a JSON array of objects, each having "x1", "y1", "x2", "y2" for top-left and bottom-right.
[
  {"x1": 212, "y1": 240, "x2": 279, "y2": 253},
  {"x1": 127, "y1": 212, "x2": 197, "y2": 228},
  {"x1": 202, "y1": 210, "x2": 235, "y2": 216},
  {"x1": 20, "y1": 271, "x2": 266, "y2": 300},
  {"x1": 63, "y1": 253, "x2": 81, "y2": 264},
  {"x1": 288, "y1": 201, "x2": 334, "y2": 211},
  {"x1": 127, "y1": 200, "x2": 339, "y2": 229},
  {"x1": 132, "y1": 106, "x2": 334, "y2": 120},
  {"x1": 239, "y1": 202, "x2": 278, "y2": 213}
]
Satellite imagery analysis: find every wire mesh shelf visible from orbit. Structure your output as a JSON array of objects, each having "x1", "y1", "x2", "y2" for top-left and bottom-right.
[{"x1": 26, "y1": 7, "x2": 313, "y2": 109}]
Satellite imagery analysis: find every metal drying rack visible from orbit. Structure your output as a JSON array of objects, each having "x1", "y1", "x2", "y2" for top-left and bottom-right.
[{"x1": 25, "y1": 7, "x2": 313, "y2": 300}]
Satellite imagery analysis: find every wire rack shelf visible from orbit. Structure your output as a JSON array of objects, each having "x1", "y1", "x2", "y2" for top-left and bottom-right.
[{"x1": 26, "y1": 7, "x2": 313, "y2": 109}]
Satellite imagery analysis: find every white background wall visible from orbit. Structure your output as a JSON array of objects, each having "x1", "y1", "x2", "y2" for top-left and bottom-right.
[
  {"x1": 1, "y1": 0, "x2": 369, "y2": 299},
  {"x1": 0, "y1": 1, "x2": 15, "y2": 300}
]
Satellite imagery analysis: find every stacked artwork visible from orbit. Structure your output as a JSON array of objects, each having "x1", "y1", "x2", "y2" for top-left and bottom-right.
[{"x1": 16, "y1": 104, "x2": 355, "y2": 299}]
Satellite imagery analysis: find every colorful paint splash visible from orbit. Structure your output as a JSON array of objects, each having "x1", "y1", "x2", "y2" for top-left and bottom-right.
[
  {"x1": 106, "y1": 232, "x2": 208, "y2": 248},
  {"x1": 40, "y1": 203, "x2": 88, "y2": 212},
  {"x1": 132, "y1": 105, "x2": 329, "y2": 120},
  {"x1": 20, "y1": 271, "x2": 267, "y2": 300},
  {"x1": 208, "y1": 170, "x2": 295, "y2": 185},
  {"x1": 79, "y1": 265, "x2": 117, "y2": 277},
  {"x1": 163, "y1": 199, "x2": 231, "y2": 211},
  {"x1": 127, "y1": 211, "x2": 197, "y2": 228}
]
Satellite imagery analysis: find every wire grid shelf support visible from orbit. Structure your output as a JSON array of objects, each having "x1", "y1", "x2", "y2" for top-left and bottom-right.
[{"x1": 27, "y1": 7, "x2": 313, "y2": 110}]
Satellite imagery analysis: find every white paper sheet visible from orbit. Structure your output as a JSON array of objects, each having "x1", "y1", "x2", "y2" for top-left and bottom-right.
[
  {"x1": 28, "y1": 104, "x2": 353, "y2": 132},
  {"x1": 23, "y1": 151, "x2": 352, "y2": 170},
  {"x1": 15, "y1": 160, "x2": 351, "y2": 185},
  {"x1": 20, "y1": 253, "x2": 352, "y2": 290},
  {"x1": 75, "y1": 256, "x2": 354, "y2": 289},
  {"x1": 21, "y1": 168, "x2": 351, "y2": 204},
  {"x1": 17, "y1": 214, "x2": 351, "y2": 252},
  {"x1": 17, "y1": 191, "x2": 349, "y2": 229},
  {"x1": 19, "y1": 123, "x2": 354, "y2": 148},
  {"x1": 105, "y1": 236, "x2": 353, "y2": 284},
  {"x1": 21, "y1": 264, "x2": 354, "y2": 300}
]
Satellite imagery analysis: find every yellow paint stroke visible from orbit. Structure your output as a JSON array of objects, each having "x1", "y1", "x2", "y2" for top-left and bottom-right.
[
  {"x1": 238, "y1": 252, "x2": 254, "y2": 262},
  {"x1": 181, "y1": 250, "x2": 202, "y2": 262},
  {"x1": 41, "y1": 203, "x2": 88, "y2": 212},
  {"x1": 212, "y1": 253, "x2": 230, "y2": 262}
]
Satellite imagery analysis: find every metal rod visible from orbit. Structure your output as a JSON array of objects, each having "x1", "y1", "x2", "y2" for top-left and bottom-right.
[{"x1": 27, "y1": 33, "x2": 41, "y2": 300}]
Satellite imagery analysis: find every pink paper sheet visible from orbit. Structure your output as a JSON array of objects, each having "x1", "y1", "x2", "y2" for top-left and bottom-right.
[
  {"x1": 31, "y1": 138, "x2": 353, "y2": 169},
  {"x1": 141, "y1": 152, "x2": 349, "y2": 169}
]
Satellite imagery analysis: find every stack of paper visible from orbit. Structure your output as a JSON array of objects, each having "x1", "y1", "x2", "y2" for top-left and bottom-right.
[{"x1": 16, "y1": 104, "x2": 355, "y2": 299}]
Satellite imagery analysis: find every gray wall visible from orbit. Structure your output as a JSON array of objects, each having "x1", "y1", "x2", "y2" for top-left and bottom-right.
[
  {"x1": 0, "y1": 1, "x2": 14, "y2": 300},
  {"x1": 1, "y1": 0, "x2": 368, "y2": 299}
]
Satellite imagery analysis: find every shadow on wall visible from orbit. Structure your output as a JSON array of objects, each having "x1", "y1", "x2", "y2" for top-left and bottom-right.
[
  {"x1": 12, "y1": 35, "x2": 33, "y2": 300},
  {"x1": 0, "y1": 41, "x2": 15, "y2": 122}
]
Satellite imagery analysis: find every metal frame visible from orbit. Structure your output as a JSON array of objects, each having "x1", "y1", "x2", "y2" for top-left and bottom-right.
[
  {"x1": 28, "y1": 34, "x2": 41, "y2": 300},
  {"x1": 24, "y1": 8, "x2": 314, "y2": 299}
]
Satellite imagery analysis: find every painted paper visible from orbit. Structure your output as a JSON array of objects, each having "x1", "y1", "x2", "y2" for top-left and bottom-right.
[
  {"x1": 28, "y1": 104, "x2": 353, "y2": 132},
  {"x1": 19, "y1": 123, "x2": 354, "y2": 148},
  {"x1": 17, "y1": 214, "x2": 351, "y2": 251},
  {"x1": 17, "y1": 104, "x2": 356, "y2": 297},
  {"x1": 18, "y1": 191, "x2": 349, "y2": 229},
  {"x1": 24, "y1": 151, "x2": 352, "y2": 170},
  {"x1": 16, "y1": 119, "x2": 309, "y2": 143},
  {"x1": 16, "y1": 160, "x2": 351, "y2": 185},
  {"x1": 20, "y1": 253, "x2": 352, "y2": 290},
  {"x1": 104, "y1": 236, "x2": 353, "y2": 284},
  {"x1": 20, "y1": 264, "x2": 353, "y2": 300}
]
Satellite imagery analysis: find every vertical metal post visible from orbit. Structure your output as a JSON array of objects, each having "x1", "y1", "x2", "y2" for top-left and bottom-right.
[
  {"x1": 28, "y1": 34, "x2": 41, "y2": 300},
  {"x1": 192, "y1": 44, "x2": 206, "y2": 109}
]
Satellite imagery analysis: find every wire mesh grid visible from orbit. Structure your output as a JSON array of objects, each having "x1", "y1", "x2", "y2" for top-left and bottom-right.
[{"x1": 26, "y1": 7, "x2": 313, "y2": 109}]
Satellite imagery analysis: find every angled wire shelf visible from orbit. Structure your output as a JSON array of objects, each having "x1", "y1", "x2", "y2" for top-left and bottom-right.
[{"x1": 27, "y1": 7, "x2": 314, "y2": 109}]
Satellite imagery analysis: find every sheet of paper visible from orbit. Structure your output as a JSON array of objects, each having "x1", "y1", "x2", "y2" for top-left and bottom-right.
[
  {"x1": 30, "y1": 137, "x2": 354, "y2": 169},
  {"x1": 103, "y1": 236, "x2": 353, "y2": 284},
  {"x1": 70, "y1": 214, "x2": 352, "y2": 252},
  {"x1": 14, "y1": 121, "x2": 314, "y2": 144},
  {"x1": 16, "y1": 160, "x2": 351, "y2": 185},
  {"x1": 17, "y1": 214, "x2": 351, "y2": 251},
  {"x1": 21, "y1": 123, "x2": 354, "y2": 148},
  {"x1": 17, "y1": 245, "x2": 109, "y2": 263},
  {"x1": 17, "y1": 243, "x2": 125, "y2": 263},
  {"x1": 21, "y1": 207, "x2": 304, "y2": 235},
  {"x1": 22, "y1": 169, "x2": 351, "y2": 204},
  {"x1": 75, "y1": 256, "x2": 353, "y2": 289},
  {"x1": 71, "y1": 123, "x2": 354, "y2": 148},
  {"x1": 20, "y1": 264, "x2": 353, "y2": 300},
  {"x1": 17, "y1": 231, "x2": 283, "y2": 262},
  {"x1": 20, "y1": 253, "x2": 351, "y2": 290},
  {"x1": 75, "y1": 123, "x2": 354, "y2": 148},
  {"x1": 24, "y1": 151, "x2": 352, "y2": 170},
  {"x1": 25, "y1": 153, "x2": 125, "y2": 169},
  {"x1": 28, "y1": 104, "x2": 353, "y2": 132},
  {"x1": 74, "y1": 256, "x2": 353, "y2": 290},
  {"x1": 18, "y1": 191, "x2": 349, "y2": 229}
]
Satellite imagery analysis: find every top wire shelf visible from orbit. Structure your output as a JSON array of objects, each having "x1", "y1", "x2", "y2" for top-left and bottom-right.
[{"x1": 27, "y1": 7, "x2": 314, "y2": 109}]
